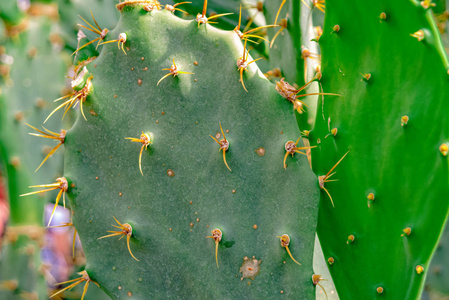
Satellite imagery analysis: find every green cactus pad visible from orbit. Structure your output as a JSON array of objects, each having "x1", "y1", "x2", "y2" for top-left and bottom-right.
[
  {"x1": 310, "y1": 0, "x2": 449, "y2": 299},
  {"x1": 0, "y1": 15, "x2": 67, "y2": 223},
  {"x1": 62, "y1": 4, "x2": 319, "y2": 299},
  {"x1": 0, "y1": 13, "x2": 68, "y2": 300}
]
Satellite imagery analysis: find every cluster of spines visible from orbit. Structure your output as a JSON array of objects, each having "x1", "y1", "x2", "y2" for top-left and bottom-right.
[
  {"x1": 1, "y1": 1, "x2": 327, "y2": 297},
  {"x1": 22, "y1": 0, "x2": 448, "y2": 298},
  {"x1": 24, "y1": 0, "x2": 341, "y2": 181},
  {"x1": 16, "y1": 0, "x2": 325, "y2": 297}
]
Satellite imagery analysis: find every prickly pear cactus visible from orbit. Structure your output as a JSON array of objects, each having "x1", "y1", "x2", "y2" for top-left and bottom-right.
[
  {"x1": 0, "y1": 4, "x2": 68, "y2": 299},
  {"x1": 264, "y1": 0, "x2": 320, "y2": 132},
  {"x1": 58, "y1": 2, "x2": 319, "y2": 298},
  {"x1": 172, "y1": 0, "x2": 269, "y2": 57},
  {"x1": 310, "y1": 0, "x2": 449, "y2": 299},
  {"x1": 173, "y1": 0, "x2": 246, "y2": 30},
  {"x1": 57, "y1": 0, "x2": 121, "y2": 60},
  {"x1": 264, "y1": 0, "x2": 304, "y2": 85}
]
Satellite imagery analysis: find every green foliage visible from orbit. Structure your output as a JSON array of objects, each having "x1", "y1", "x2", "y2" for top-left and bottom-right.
[
  {"x1": 61, "y1": 4, "x2": 319, "y2": 298},
  {"x1": 310, "y1": 0, "x2": 449, "y2": 299},
  {"x1": 0, "y1": 11, "x2": 68, "y2": 300},
  {"x1": 0, "y1": 15, "x2": 67, "y2": 224},
  {"x1": 264, "y1": 0, "x2": 319, "y2": 133},
  {"x1": 264, "y1": 0, "x2": 304, "y2": 85},
  {"x1": 173, "y1": 0, "x2": 247, "y2": 30},
  {"x1": 1, "y1": 1, "x2": 449, "y2": 299},
  {"x1": 57, "y1": 0, "x2": 121, "y2": 61},
  {"x1": 0, "y1": 232, "x2": 47, "y2": 300},
  {"x1": 0, "y1": 0, "x2": 26, "y2": 26}
]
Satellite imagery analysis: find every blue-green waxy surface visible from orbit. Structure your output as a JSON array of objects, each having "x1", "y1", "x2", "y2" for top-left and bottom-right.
[{"x1": 63, "y1": 6, "x2": 320, "y2": 299}]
